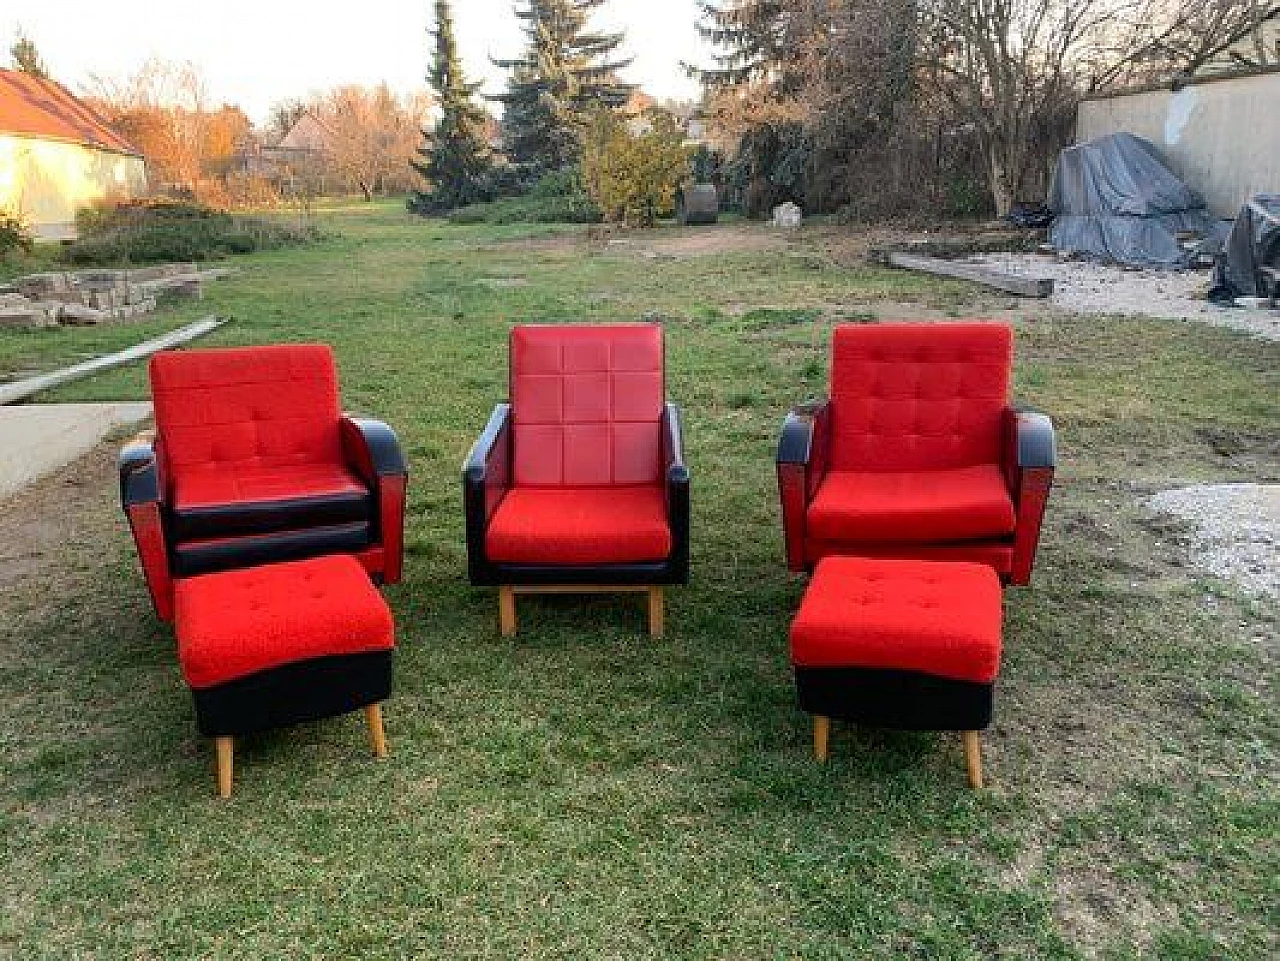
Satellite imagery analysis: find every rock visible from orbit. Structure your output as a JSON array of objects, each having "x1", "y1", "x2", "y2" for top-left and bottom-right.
[
  {"x1": 15, "y1": 272, "x2": 71, "y2": 297},
  {"x1": 0, "y1": 308, "x2": 39, "y2": 327},
  {"x1": 57, "y1": 303, "x2": 109, "y2": 326},
  {"x1": 0, "y1": 305, "x2": 57, "y2": 328},
  {"x1": 771, "y1": 202, "x2": 803, "y2": 228},
  {"x1": 75, "y1": 269, "x2": 127, "y2": 283}
]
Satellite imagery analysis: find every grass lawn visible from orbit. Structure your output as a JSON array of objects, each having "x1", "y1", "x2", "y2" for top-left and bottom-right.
[{"x1": 1, "y1": 202, "x2": 1276, "y2": 959}]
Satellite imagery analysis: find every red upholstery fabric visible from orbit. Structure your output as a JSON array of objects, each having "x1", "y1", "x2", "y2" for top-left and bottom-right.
[
  {"x1": 789, "y1": 557, "x2": 1002, "y2": 683},
  {"x1": 829, "y1": 323, "x2": 1012, "y2": 472},
  {"x1": 486, "y1": 486, "x2": 671, "y2": 564},
  {"x1": 806, "y1": 465, "x2": 1015, "y2": 543},
  {"x1": 150, "y1": 345, "x2": 343, "y2": 479},
  {"x1": 173, "y1": 462, "x2": 366, "y2": 510},
  {"x1": 509, "y1": 325, "x2": 664, "y2": 487},
  {"x1": 175, "y1": 555, "x2": 394, "y2": 689}
]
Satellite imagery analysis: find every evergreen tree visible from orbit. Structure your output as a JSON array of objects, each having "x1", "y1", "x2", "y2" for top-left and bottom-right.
[
  {"x1": 691, "y1": 1, "x2": 789, "y2": 89},
  {"x1": 493, "y1": 0, "x2": 633, "y2": 177},
  {"x1": 411, "y1": 0, "x2": 495, "y2": 213},
  {"x1": 10, "y1": 31, "x2": 48, "y2": 78}
]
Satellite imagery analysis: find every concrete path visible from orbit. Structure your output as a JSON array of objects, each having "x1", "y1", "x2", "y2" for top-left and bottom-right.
[{"x1": 0, "y1": 402, "x2": 152, "y2": 498}]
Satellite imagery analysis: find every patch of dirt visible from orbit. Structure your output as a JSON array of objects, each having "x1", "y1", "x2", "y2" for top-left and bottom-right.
[
  {"x1": 1146, "y1": 483, "x2": 1279, "y2": 597},
  {"x1": 472, "y1": 232, "x2": 581, "y2": 253},
  {"x1": 623, "y1": 225, "x2": 790, "y2": 258},
  {"x1": 815, "y1": 222, "x2": 1043, "y2": 267},
  {"x1": 0, "y1": 442, "x2": 119, "y2": 596}
]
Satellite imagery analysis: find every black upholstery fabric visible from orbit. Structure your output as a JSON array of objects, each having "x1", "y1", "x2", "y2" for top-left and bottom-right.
[
  {"x1": 795, "y1": 667, "x2": 994, "y2": 731},
  {"x1": 1014, "y1": 409, "x2": 1057, "y2": 468},
  {"x1": 171, "y1": 522, "x2": 374, "y2": 577},
  {"x1": 341, "y1": 417, "x2": 408, "y2": 479},
  {"x1": 170, "y1": 490, "x2": 373, "y2": 540},
  {"x1": 191, "y1": 651, "x2": 393, "y2": 736}
]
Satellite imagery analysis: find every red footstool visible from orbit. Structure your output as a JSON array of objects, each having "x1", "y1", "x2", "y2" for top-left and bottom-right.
[
  {"x1": 789, "y1": 556, "x2": 1003, "y2": 787},
  {"x1": 175, "y1": 555, "x2": 395, "y2": 797}
]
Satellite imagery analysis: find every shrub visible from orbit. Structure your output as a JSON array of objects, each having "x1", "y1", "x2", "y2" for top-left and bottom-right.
[
  {"x1": 581, "y1": 110, "x2": 693, "y2": 226},
  {"x1": 0, "y1": 210, "x2": 34, "y2": 260},
  {"x1": 63, "y1": 199, "x2": 321, "y2": 265},
  {"x1": 530, "y1": 166, "x2": 586, "y2": 199},
  {"x1": 446, "y1": 168, "x2": 601, "y2": 225}
]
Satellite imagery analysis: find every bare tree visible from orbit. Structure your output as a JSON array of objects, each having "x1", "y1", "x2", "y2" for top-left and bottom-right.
[
  {"x1": 1099, "y1": 1, "x2": 1279, "y2": 86},
  {"x1": 313, "y1": 85, "x2": 432, "y2": 200},
  {"x1": 915, "y1": 0, "x2": 1150, "y2": 215},
  {"x1": 85, "y1": 59, "x2": 217, "y2": 193}
]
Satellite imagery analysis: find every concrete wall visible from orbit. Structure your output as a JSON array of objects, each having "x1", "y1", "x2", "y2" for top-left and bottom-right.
[
  {"x1": 1077, "y1": 70, "x2": 1280, "y2": 217},
  {"x1": 0, "y1": 135, "x2": 147, "y2": 238}
]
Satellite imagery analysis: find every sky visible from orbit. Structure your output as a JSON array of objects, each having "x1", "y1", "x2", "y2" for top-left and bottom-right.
[{"x1": 2, "y1": 1, "x2": 712, "y2": 123}]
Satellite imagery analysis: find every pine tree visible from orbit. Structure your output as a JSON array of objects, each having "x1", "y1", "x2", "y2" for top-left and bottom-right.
[
  {"x1": 410, "y1": 0, "x2": 495, "y2": 213},
  {"x1": 493, "y1": 0, "x2": 633, "y2": 177},
  {"x1": 10, "y1": 31, "x2": 49, "y2": 78},
  {"x1": 691, "y1": 1, "x2": 789, "y2": 89}
]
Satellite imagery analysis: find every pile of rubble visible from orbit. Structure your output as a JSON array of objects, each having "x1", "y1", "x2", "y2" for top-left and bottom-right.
[{"x1": 0, "y1": 263, "x2": 236, "y2": 328}]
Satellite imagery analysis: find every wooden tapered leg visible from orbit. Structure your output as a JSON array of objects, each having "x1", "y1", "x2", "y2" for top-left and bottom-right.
[
  {"x1": 647, "y1": 586, "x2": 664, "y2": 638},
  {"x1": 963, "y1": 731, "x2": 983, "y2": 789},
  {"x1": 365, "y1": 703, "x2": 388, "y2": 758},
  {"x1": 814, "y1": 715, "x2": 831, "y2": 763},
  {"x1": 498, "y1": 586, "x2": 517, "y2": 637},
  {"x1": 214, "y1": 736, "x2": 234, "y2": 798}
]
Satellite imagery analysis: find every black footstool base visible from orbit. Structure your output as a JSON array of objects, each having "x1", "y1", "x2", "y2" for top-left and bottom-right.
[
  {"x1": 193, "y1": 651, "x2": 393, "y2": 737},
  {"x1": 795, "y1": 666, "x2": 993, "y2": 732}
]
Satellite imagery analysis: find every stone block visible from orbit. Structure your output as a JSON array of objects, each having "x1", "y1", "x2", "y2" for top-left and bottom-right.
[{"x1": 58, "y1": 303, "x2": 109, "y2": 326}]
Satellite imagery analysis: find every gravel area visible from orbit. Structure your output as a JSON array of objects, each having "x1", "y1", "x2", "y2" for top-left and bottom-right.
[
  {"x1": 968, "y1": 253, "x2": 1280, "y2": 341},
  {"x1": 1147, "y1": 484, "x2": 1279, "y2": 598}
]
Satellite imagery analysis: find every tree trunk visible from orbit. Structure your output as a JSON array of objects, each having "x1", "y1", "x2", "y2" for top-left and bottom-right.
[
  {"x1": 359, "y1": 180, "x2": 374, "y2": 202},
  {"x1": 988, "y1": 153, "x2": 1016, "y2": 217}
]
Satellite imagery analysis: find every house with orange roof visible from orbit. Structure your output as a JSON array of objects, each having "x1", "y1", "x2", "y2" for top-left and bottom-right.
[{"x1": 0, "y1": 68, "x2": 147, "y2": 239}]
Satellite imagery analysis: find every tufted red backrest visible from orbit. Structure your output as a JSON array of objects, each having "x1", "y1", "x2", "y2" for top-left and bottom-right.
[
  {"x1": 510, "y1": 324, "x2": 665, "y2": 487},
  {"x1": 150, "y1": 344, "x2": 343, "y2": 475},
  {"x1": 829, "y1": 322, "x2": 1012, "y2": 472}
]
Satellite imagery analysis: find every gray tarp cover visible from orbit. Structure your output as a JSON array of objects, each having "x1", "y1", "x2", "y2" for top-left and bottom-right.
[
  {"x1": 1221, "y1": 194, "x2": 1280, "y2": 297},
  {"x1": 1048, "y1": 132, "x2": 1214, "y2": 267}
]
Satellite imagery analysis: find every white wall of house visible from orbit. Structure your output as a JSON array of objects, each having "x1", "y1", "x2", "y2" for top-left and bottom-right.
[
  {"x1": 0, "y1": 134, "x2": 147, "y2": 239},
  {"x1": 1077, "y1": 69, "x2": 1280, "y2": 217}
]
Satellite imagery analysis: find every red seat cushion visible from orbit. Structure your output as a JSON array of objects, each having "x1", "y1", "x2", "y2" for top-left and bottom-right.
[
  {"x1": 174, "y1": 462, "x2": 367, "y2": 510},
  {"x1": 170, "y1": 462, "x2": 371, "y2": 541},
  {"x1": 486, "y1": 486, "x2": 672, "y2": 564},
  {"x1": 806, "y1": 465, "x2": 1016, "y2": 544},
  {"x1": 789, "y1": 557, "x2": 1002, "y2": 683},
  {"x1": 175, "y1": 555, "x2": 394, "y2": 689}
]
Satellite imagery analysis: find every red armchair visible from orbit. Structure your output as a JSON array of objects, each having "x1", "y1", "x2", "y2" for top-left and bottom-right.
[
  {"x1": 119, "y1": 344, "x2": 408, "y2": 621},
  {"x1": 776, "y1": 322, "x2": 1054, "y2": 585},
  {"x1": 464, "y1": 324, "x2": 690, "y2": 636}
]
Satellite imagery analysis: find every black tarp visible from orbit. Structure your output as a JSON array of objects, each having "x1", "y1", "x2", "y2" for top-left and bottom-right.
[
  {"x1": 1048, "y1": 132, "x2": 1215, "y2": 267},
  {"x1": 1217, "y1": 194, "x2": 1280, "y2": 298}
]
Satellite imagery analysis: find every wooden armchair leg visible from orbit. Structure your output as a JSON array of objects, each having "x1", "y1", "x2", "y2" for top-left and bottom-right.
[
  {"x1": 365, "y1": 703, "x2": 388, "y2": 758},
  {"x1": 814, "y1": 715, "x2": 830, "y2": 762},
  {"x1": 498, "y1": 586, "x2": 516, "y2": 637},
  {"x1": 647, "y1": 586, "x2": 664, "y2": 638},
  {"x1": 963, "y1": 731, "x2": 983, "y2": 789},
  {"x1": 215, "y1": 736, "x2": 234, "y2": 798}
]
